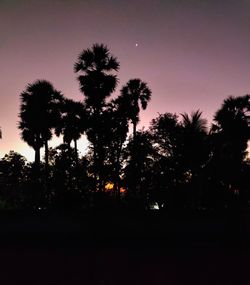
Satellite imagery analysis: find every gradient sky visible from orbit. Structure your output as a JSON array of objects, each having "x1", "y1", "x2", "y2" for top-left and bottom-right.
[{"x1": 1, "y1": 0, "x2": 250, "y2": 160}]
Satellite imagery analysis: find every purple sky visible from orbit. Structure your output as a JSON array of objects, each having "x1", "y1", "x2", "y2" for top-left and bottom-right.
[{"x1": 1, "y1": 0, "x2": 250, "y2": 160}]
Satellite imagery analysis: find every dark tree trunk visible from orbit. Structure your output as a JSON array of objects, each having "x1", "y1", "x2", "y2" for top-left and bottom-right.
[
  {"x1": 35, "y1": 147, "x2": 40, "y2": 168},
  {"x1": 45, "y1": 140, "x2": 49, "y2": 180},
  {"x1": 34, "y1": 145, "x2": 41, "y2": 179},
  {"x1": 45, "y1": 140, "x2": 49, "y2": 166},
  {"x1": 74, "y1": 139, "x2": 78, "y2": 166}
]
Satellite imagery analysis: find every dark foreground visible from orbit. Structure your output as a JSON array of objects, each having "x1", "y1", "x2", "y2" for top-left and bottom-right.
[{"x1": 0, "y1": 209, "x2": 249, "y2": 284}]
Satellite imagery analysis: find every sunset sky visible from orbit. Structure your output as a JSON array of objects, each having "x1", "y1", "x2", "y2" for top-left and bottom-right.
[{"x1": 1, "y1": 0, "x2": 250, "y2": 161}]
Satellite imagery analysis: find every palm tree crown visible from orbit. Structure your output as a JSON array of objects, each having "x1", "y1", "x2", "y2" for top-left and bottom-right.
[
  {"x1": 74, "y1": 43, "x2": 119, "y2": 109},
  {"x1": 179, "y1": 110, "x2": 209, "y2": 174},
  {"x1": 19, "y1": 80, "x2": 63, "y2": 167},
  {"x1": 212, "y1": 95, "x2": 250, "y2": 163},
  {"x1": 181, "y1": 110, "x2": 207, "y2": 133},
  {"x1": 120, "y1": 78, "x2": 152, "y2": 136},
  {"x1": 213, "y1": 95, "x2": 250, "y2": 136},
  {"x1": 56, "y1": 98, "x2": 86, "y2": 144}
]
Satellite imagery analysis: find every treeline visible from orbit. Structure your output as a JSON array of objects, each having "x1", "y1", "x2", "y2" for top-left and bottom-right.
[{"x1": 0, "y1": 43, "x2": 250, "y2": 212}]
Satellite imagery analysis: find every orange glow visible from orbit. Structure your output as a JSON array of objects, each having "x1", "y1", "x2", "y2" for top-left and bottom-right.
[
  {"x1": 120, "y1": 187, "x2": 126, "y2": 193},
  {"x1": 105, "y1": 183, "x2": 127, "y2": 194},
  {"x1": 105, "y1": 182, "x2": 114, "y2": 191}
]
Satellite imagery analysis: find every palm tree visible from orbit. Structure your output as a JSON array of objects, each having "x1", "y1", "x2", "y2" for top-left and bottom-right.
[
  {"x1": 74, "y1": 43, "x2": 119, "y2": 111},
  {"x1": 213, "y1": 95, "x2": 250, "y2": 162},
  {"x1": 19, "y1": 80, "x2": 63, "y2": 174},
  {"x1": 211, "y1": 95, "x2": 250, "y2": 193},
  {"x1": 74, "y1": 43, "x2": 120, "y2": 191},
  {"x1": 180, "y1": 110, "x2": 208, "y2": 172},
  {"x1": 120, "y1": 79, "x2": 152, "y2": 138},
  {"x1": 181, "y1": 110, "x2": 207, "y2": 133},
  {"x1": 179, "y1": 110, "x2": 209, "y2": 207},
  {"x1": 213, "y1": 95, "x2": 250, "y2": 137},
  {"x1": 55, "y1": 98, "x2": 86, "y2": 164}
]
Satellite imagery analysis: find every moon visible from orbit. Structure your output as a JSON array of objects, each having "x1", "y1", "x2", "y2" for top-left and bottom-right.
[{"x1": 135, "y1": 43, "x2": 138, "y2": 47}]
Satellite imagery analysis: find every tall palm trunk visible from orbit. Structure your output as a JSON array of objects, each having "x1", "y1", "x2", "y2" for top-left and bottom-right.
[
  {"x1": 133, "y1": 121, "x2": 137, "y2": 138},
  {"x1": 34, "y1": 146, "x2": 40, "y2": 175},
  {"x1": 44, "y1": 140, "x2": 49, "y2": 187}
]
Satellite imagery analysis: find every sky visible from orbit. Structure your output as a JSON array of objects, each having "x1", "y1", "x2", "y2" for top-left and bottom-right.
[{"x1": 1, "y1": 0, "x2": 250, "y2": 161}]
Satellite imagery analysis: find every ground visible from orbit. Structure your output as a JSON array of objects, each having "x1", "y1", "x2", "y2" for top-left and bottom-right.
[{"x1": 0, "y1": 209, "x2": 248, "y2": 284}]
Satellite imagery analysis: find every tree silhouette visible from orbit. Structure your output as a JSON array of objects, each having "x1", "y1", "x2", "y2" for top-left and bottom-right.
[
  {"x1": 123, "y1": 130, "x2": 155, "y2": 208},
  {"x1": 47, "y1": 144, "x2": 90, "y2": 210},
  {"x1": 149, "y1": 113, "x2": 184, "y2": 208},
  {"x1": 180, "y1": 110, "x2": 208, "y2": 173},
  {"x1": 19, "y1": 80, "x2": 63, "y2": 176},
  {"x1": 210, "y1": 95, "x2": 250, "y2": 199},
  {"x1": 181, "y1": 110, "x2": 207, "y2": 132},
  {"x1": 213, "y1": 95, "x2": 250, "y2": 158},
  {"x1": 180, "y1": 110, "x2": 209, "y2": 207},
  {"x1": 120, "y1": 79, "x2": 151, "y2": 138},
  {"x1": 148, "y1": 111, "x2": 209, "y2": 209},
  {"x1": 100, "y1": 99, "x2": 129, "y2": 199},
  {"x1": 55, "y1": 98, "x2": 86, "y2": 165},
  {"x1": 0, "y1": 151, "x2": 28, "y2": 208},
  {"x1": 74, "y1": 43, "x2": 119, "y2": 109},
  {"x1": 74, "y1": 43, "x2": 119, "y2": 191},
  {"x1": 150, "y1": 113, "x2": 181, "y2": 157}
]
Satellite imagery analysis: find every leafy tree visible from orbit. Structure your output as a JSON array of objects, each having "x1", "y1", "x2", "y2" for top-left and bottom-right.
[
  {"x1": 0, "y1": 151, "x2": 28, "y2": 208},
  {"x1": 47, "y1": 144, "x2": 90, "y2": 210},
  {"x1": 123, "y1": 131, "x2": 155, "y2": 208},
  {"x1": 150, "y1": 113, "x2": 181, "y2": 157},
  {"x1": 149, "y1": 111, "x2": 209, "y2": 209},
  {"x1": 149, "y1": 113, "x2": 183, "y2": 208},
  {"x1": 99, "y1": 99, "x2": 130, "y2": 199}
]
